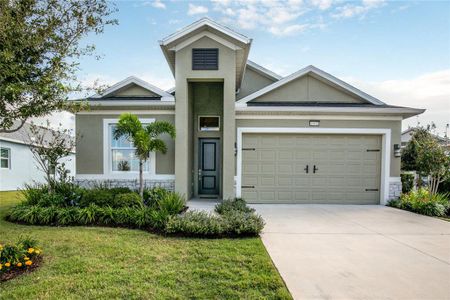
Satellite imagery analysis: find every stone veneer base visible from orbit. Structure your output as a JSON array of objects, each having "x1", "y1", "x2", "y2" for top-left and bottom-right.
[
  {"x1": 74, "y1": 179, "x2": 175, "y2": 191},
  {"x1": 388, "y1": 181, "x2": 402, "y2": 201}
]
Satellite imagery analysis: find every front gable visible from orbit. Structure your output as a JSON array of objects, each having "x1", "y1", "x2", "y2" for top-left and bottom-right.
[
  {"x1": 236, "y1": 65, "x2": 385, "y2": 106},
  {"x1": 251, "y1": 74, "x2": 365, "y2": 104},
  {"x1": 112, "y1": 84, "x2": 160, "y2": 98}
]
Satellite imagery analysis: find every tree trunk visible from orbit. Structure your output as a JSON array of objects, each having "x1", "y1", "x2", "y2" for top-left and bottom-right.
[{"x1": 139, "y1": 159, "x2": 144, "y2": 200}]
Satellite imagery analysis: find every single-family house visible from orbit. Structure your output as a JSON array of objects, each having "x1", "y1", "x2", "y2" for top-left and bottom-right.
[{"x1": 75, "y1": 18, "x2": 424, "y2": 204}]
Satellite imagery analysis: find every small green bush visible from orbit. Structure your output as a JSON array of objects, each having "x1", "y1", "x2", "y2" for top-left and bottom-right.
[
  {"x1": 388, "y1": 188, "x2": 450, "y2": 216},
  {"x1": 215, "y1": 198, "x2": 254, "y2": 215},
  {"x1": 165, "y1": 210, "x2": 264, "y2": 237},
  {"x1": 21, "y1": 183, "x2": 49, "y2": 206},
  {"x1": 143, "y1": 187, "x2": 171, "y2": 208},
  {"x1": 79, "y1": 189, "x2": 114, "y2": 208},
  {"x1": 113, "y1": 193, "x2": 143, "y2": 208},
  {"x1": 36, "y1": 193, "x2": 66, "y2": 207},
  {"x1": 401, "y1": 173, "x2": 415, "y2": 194}
]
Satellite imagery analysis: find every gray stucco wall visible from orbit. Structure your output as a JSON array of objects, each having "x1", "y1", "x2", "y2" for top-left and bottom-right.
[
  {"x1": 175, "y1": 36, "x2": 236, "y2": 199},
  {"x1": 251, "y1": 75, "x2": 365, "y2": 103},
  {"x1": 235, "y1": 119, "x2": 402, "y2": 177},
  {"x1": 76, "y1": 113, "x2": 175, "y2": 175},
  {"x1": 237, "y1": 67, "x2": 276, "y2": 100}
]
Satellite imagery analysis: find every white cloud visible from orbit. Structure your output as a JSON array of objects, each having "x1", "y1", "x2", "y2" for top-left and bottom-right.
[
  {"x1": 211, "y1": 0, "x2": 384, "y2": 37},
  {"x1": 344, "y1": 69, "x2": 450, "y2": 133},
  {"x1": 188, "y1": 3, "x2": 209, "y2": 15},
  {"x1": 151, "y1": 0, "x2": 166, "y2": 9},
  {"x1": 269, "y1": 24, "x2": 309, "y2": 36},
  {"x1": 311, "y1": 0, "x2": 333, "y2": 10},
  {"x1": 333, "y1": 0, "x2": 385, "y2": 19}
]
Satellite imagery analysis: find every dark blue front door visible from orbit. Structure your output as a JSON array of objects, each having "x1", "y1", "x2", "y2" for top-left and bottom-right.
[{"x1": 198, "y1": 139, "x2": 220, "y2": 195}]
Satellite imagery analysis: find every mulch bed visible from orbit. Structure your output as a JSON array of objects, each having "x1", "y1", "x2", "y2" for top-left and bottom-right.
[{"x1": 0, "y1": 256, "x2": 43, "y2": 282}]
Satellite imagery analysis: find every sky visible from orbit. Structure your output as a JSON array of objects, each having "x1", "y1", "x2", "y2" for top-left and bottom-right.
[{"x1": 40, "y1": 0, "x2": 450, "y2": 137}]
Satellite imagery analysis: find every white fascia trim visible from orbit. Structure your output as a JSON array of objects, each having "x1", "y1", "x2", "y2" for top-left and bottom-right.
[
  {"x1": 90, "y1": 76, "x2": 174, "y2": 100},
  {"x1": 166, "y1": 87, "x2": 175, "y2": 94},
  {"x1": 77, "y1": 110, "x2": 175, "y2": 115},
  {"x1": 159, "y1": 17, "x2": 251, "y2": 46},
  {"x1": 235, "y1": 65, "x2": 385, "y2": 106},
  {"x1": 0, "y1": 137, "x2": 28, "y2": 146},
  {"x1": 246, "y1": 60, "x2": 282, "y2": 80},
  {"x1": 235, "y1": 105, "x2": 423, "y2": 115},
  {"x1": 235, "y1": 114, "x2": 402, "y2": 121},
  {"x1": 169, "y1": 32, "x2": 242, "y2": 51},
  {"x1": 390, "y1": 177, "x2": 401, "y2": 182},
  {"x1": 236, "y1": 127, "x2": 391, "y2": 205},
  {"x1": 87, "y1": 100, "x2": 175, "y2": 106},
  {"x1": 75, "y1": 174, "x2": 175, "y2": 180},
  {"x1": 103, "y1": 118, "x2": 156, "y2": 177}
]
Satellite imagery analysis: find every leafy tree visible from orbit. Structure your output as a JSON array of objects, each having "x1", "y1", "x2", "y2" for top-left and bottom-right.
[
  {"x1": 114, "y1": 113, "x2": 176, "y2": 200},
  {"x1": 28, "y1": 121, "x2": 76, "y2": 193},
  {"x1": 402, "y1": 127, "x2": 450, "y2": 195},
  {"x1": 0, "y1": 0, "x2": 117, "y2": 133}
]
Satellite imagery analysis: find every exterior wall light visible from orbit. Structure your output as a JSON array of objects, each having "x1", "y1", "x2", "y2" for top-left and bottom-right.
[{"x1": 394, "y1": 144, "x2": 401, "y2": 157}]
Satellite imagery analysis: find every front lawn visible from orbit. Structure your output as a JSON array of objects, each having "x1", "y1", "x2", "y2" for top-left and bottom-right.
[{"x1": 0, "y1": 191, "x2": 291, "y2": 299}]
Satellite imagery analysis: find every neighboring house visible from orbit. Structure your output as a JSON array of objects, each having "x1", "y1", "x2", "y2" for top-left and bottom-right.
[
  {"x1": 75, "y1": 18, "x2": 424, "y2": 205},
  {"x1": 0, "y1": 123, "x2": 76, "y2": 191},
  {"x1": 401, "y1": 127, "x2": 450, "y2": 150}
]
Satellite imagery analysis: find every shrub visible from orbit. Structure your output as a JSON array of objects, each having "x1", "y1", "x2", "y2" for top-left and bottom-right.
[
  {"x1": 215, "y1": 198, "x2": 254, "y2": 215},
  {"x1": 0, "y1": 237, "x2": 42, "y2": 276},
  {"x1": 401, "y1": 173, "x2": 415, "y2": 194},
  {"x1": 165, "y1": 210, "x2": 264, "y2": 237},
  {"x1": 21, "y1": 183, "x2": 49, "y2": 206},
  {"x1": 165, "y1": 211, "x2": 225, "y2": 236},
  {"x1": 36, "y1": 193, "x2": 66, "y2": 207},
  {"x1": 143, "y1": 187, "x2": 171, "y2": 208},
  {"x1": 79, "y1": 189, "x2": 114, "y2": 208},
  {"x1": 388, "y1": 188, "x2": 450, "y2": 217},
  {"x1": 113, "y1": 193, "x2": 143, "y2": 208},
  {"x1": 108, "y1": 187, "x2": 132, "y2": 195},
  {"x1": 52, "y1": 182, "x2": 84, "y2": 206}
]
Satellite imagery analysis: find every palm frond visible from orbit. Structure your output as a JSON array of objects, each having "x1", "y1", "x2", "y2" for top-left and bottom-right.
[
  {"x1": 113, "y1": 113, "x2": 143, "y2": 139},
  {"x1": 146, "y1": 121, "x2": 176, "y2": 139},
  {"x1": 149, "y1": 138, "x2": 167, "y2": 154}
]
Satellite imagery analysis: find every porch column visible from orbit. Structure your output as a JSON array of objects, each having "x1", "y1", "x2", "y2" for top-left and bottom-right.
[{"x1": 222, "y1": 79, "x2": 236, "y2": 199}]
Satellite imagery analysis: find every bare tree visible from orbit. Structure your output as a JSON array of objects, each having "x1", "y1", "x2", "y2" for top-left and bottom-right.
[{"x1": 27, "y1": 121, "x2": 75, "y2": 193}]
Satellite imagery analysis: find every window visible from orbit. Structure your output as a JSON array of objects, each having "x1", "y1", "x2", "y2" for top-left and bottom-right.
[
  {"x1": 192, "y1": 48, "x2": 218, "y2": 70},
  {"x1": 1, "y1": 147, "x2": 10, "y2": 169},
  {"x1": 199, "y1": 116, "x2": 220, "y2": 131},
  {"x1": 110, "y1": 125, "x2": 150, "y2": 172}
]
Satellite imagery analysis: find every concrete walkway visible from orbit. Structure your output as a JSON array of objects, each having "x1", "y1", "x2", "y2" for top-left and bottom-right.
[{"x1": 253, "y1": 205, "x2": 450, "y2": 300}]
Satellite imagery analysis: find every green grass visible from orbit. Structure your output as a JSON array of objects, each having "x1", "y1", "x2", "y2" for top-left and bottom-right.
[{"x1": 0, "y1": 191, "x2": 291, "y2": 299}]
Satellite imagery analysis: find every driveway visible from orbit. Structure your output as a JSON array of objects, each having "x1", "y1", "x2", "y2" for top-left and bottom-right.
[{"x1": 253, "y1": 205, "x2": 450, "y2": 300}]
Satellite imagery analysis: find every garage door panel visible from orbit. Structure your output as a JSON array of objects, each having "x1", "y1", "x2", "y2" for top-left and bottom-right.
[{"x1": 242, "y1": 133, "x2": 381, "y2": 204}]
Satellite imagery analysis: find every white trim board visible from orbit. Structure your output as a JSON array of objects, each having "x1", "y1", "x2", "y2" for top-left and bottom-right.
[
  {"x1": 246, "y1": 60, "x2": 282, "y2": 81},
  {"x1": 103, "y1": 118, "x2": 157, "y2": 178},
  {"x1": 87, "y1": 100, "x2": 175, "y2": 107},
  {"x1": 159, "y1": 17, "x2": 251, "y2": 46},
  {"x1": 76, "y1": 174, "x2": 175, "y2": 180},
  {"x1": 236, "y1": 127, "x2": 391, "y2": 205},
  {"x1": 235, "y1": 115, "x2": 402, "y2": 121},
  {"x1": 169, "y1": 32, "x2": 242, "y2": 51},
  {"x1": 235, "y1": 65, "x2": 386, "y2": 106},
  {"x1": 77, "y1": 110, "x2": 175, "y2": 115},
  {"x1": 90, "y1": 76, "x2": 174, "y2": 101}
]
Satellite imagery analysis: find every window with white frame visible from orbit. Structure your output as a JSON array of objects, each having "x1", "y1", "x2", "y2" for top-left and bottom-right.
[
  {"x1": 109, "y1": 124, "x2": 150, "y2": 172},
  {"x1": 0, "y1": 147, "x2": 10, "y2": 169}
]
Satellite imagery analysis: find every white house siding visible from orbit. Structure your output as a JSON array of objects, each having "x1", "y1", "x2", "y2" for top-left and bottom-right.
[{"x1": 0, "y1": 140, "x2": 75, "y2": 191}]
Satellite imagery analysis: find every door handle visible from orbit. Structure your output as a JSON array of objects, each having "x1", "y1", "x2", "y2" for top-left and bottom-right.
[
  {"x1": 198, "y1": 169, "x2": 202, "y2": 181},
  {"x1": 313, "y1": 165, "x2": 318, "y2": 173},
  {"x1": 304, "y1": 165, "x2": 309, "y2": 174}
]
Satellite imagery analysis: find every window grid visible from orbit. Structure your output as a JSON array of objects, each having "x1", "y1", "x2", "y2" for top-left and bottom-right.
[{"x1": 0, "y1": 147, "x2": 10, "y2": 169}]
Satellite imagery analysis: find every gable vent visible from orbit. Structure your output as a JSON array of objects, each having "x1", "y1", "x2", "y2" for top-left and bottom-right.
[{"x1": 192, "y1": 48, "x2": 218, "y2": 70}]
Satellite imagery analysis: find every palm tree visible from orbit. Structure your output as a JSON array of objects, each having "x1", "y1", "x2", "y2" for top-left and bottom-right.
[{"x1": 113, "y1": 113, "x2": 176, "y2": 200}]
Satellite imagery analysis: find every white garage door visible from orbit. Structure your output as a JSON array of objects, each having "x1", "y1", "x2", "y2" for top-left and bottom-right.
[{"x1": 241, "y1": 134, "x2": 381, "y2": 204}]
